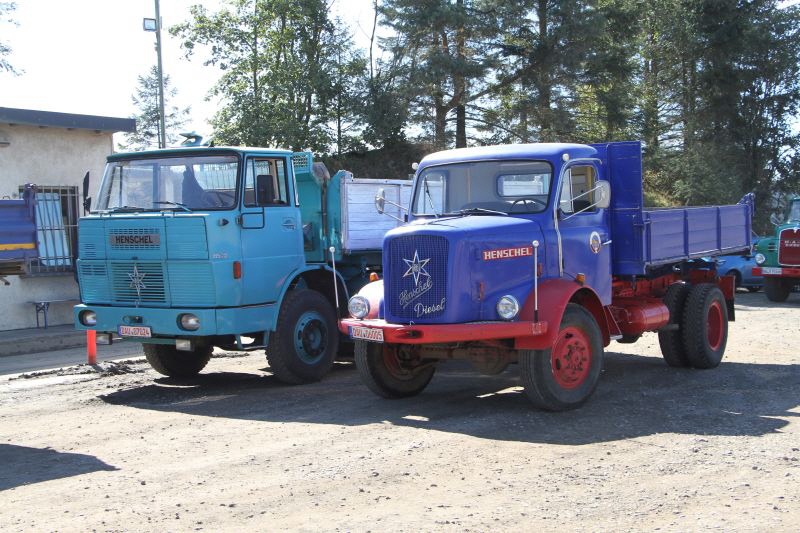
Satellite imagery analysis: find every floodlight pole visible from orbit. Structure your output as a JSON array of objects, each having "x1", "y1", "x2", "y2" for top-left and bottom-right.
[{"x1": 154, "y1": 0, "x2": 166, "y2": 149}]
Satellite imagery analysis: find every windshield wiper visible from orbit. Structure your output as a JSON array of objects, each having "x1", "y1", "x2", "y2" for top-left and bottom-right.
[
  {"x1": 423, "y1": 178, "x2": 439, "y2": 219},
  {"x1": 456, "y1": 207, "x2": 509, "y2": 217},
  {"x1": 153, "y1": 201, "x2": 192, "y2": 213},
  {"x1": 108, "y1": 206, "x2": 145, "y2": 213}
]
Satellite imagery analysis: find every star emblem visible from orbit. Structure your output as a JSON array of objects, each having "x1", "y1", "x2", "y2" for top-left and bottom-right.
[
  {"x1": 128, "y1": 264, "x2": 148, "y2": 301},
  {"x1": 402, "y1": 250, "x2": 431, "y2": 286}
]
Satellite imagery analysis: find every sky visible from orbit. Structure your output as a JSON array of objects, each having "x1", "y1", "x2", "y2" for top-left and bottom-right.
[{"x1": 0, "y1": 0, "x2": 383, "y2": 142}]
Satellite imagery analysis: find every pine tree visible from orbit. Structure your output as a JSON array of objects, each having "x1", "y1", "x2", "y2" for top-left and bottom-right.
[{"x1": 120, "y1": 66, "x2": 190, "y2": 151}]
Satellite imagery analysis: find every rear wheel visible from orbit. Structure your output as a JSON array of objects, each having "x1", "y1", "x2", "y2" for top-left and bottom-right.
[
  {"x1": 682, "y1": 283, "x2": 728, "y2": 369},
  {"x1": 354, "y1": 341, "x2": 436, "y2": 398},
  {"x1": 658, "y1": 282, "x2": 692, "y2": 367},
  {"x1": 764, "y1": 277, "x2": 790, "y2": 302},
  {"x1": 144, "y1": 343, "x2": 212, "y2": 378},
  {"x1": 266, "y1": 289, "x2": 338, "y2": 384},
  {"x1": 520, "y1": 304, "x2": 603, "y2": 411}
]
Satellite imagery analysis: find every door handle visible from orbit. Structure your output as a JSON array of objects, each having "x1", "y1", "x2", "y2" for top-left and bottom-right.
[{"x1": 282, "y1": 218, "x2": 296, "y2": 230}]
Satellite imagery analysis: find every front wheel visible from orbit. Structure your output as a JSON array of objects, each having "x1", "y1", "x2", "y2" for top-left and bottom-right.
[
  {"x1": 266, "y1": 289, "x2": 338, "y2": 384},
  {"x1": 354, "y1": 341, "x2": 436, "y2": 398},
  {"x1": 143, "y1": 343, "x2": 212, "y2": 378},
  {"x1": 764, "y1": 277, "x2": 791, "y2": 302},
  {"x1": 520, "y1": 304, "x2": 604, "y2": 411}
]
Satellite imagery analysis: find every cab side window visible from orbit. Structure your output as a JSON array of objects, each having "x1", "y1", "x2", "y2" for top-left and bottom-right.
[
  {"x1": 244, "y1": 158, "x2": 290, "y2": 207},
  {"x1": 559, "y1": 165, "x2": 596, "y2": 214}
]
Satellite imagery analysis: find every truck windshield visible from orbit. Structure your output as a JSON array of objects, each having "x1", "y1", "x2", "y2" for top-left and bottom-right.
[
  {"x1": 789, "y1": 201, "x2": 800, "y2": 222},
  {"x1": 411, "y1": 160, "x2": 552, "y2": 216},
  {"x1": 96, "y1": 155, "x2": 239, "y2": 211}
]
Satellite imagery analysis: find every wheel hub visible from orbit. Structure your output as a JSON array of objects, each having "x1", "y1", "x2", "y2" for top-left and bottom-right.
[
  {"x1": 551, "y1": 327, "x2": 592, "y2": 389},
  {"x1": 706, "y1": 300, "x2": 724, "y2": 351},
  {"x1": 294, "y1": 312, "x2": 328, "y2": 364}
]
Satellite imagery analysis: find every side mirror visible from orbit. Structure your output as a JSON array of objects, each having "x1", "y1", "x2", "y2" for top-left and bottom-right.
[
  {"x1": 82, "y1": 171, "x2": 91, "y2": 214},
  {"x1": 770, "y1": 212, "x2": 784, "y2": 226},
  {"x1": 375, "y1": 188, "x2": 386, "y2": 215},
  {"x1": 595, "y1": 180, "x2": 611, "y2": 209}
]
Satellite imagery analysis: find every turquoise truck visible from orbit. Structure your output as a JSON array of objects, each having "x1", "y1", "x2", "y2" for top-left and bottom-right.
[
  {"x1": 753, "y1": 197, "x2": 800, "y2": 301},
  {"x1": 73, "y1": 145, "x2": 410, "y2": 383}
]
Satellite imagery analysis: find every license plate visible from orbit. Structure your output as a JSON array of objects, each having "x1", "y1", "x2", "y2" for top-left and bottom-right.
[
  {"x1": 349, "y1": 326, "x2": 384, "y2": 343},
  {"x1": 762, "y1": 267, "x2": 783, "y2": 275},
  {"x1": 118, "y1": 325, "x2": 152, "y2": 338}
]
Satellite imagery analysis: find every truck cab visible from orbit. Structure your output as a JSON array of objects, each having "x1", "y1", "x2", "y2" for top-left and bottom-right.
[
  {"x1": 754, "y1": 197, "x2": 800, "y2": 301},
  {"x1": 341, "y1": 141, "x2": 751, "y2": 410},
  {"x1": 74, "y1": 146, "x2": 406, "y2": 383}
]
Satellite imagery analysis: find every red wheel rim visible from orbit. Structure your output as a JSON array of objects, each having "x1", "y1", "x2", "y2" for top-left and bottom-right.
[
  {"x1": 707, "y1": 300, "x2": 724, "y2": 351},
  {"x1": 550, "y1": 326, "x2": 592, "y2": 389}
]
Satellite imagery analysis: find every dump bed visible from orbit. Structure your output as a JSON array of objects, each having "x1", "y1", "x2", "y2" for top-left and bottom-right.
[
  {"x1": 591, "y1": 142, "x2": 753, "y2": 276},
  {"x1": 339, "y1": 176, "x2": 412, "y2": 253},
  {"x1": 0, "y1": 184, "x2": 38, "y2": 275}
]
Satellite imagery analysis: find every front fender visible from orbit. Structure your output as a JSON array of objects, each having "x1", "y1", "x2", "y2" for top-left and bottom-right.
[
  {"x1": 354, "y1": 279, "x2": 384, "y2": 319},
  {"x1": 514, "y1": 278, "x2": 609, "y2": 350}
]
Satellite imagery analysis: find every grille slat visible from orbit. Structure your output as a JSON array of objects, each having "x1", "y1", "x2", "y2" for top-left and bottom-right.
[
  {"x1": 110, "y1": 262, "x2": 166, "y2": 303},
  {"x1": 779, "y1": 228, "x2": 800, "y2": 266},
  {"x1": 387, "y1": 235, "x2": 448, "y2": 320}
]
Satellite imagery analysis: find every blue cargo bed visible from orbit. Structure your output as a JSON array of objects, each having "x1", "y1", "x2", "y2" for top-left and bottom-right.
[{"x1": 591, "y1": 142, "x2": 753, "y2": 276}]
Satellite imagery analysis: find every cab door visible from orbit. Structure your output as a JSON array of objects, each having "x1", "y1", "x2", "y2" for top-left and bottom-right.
[
  {"x1": 556, "y1": 161, "x2": 612, "y2": 304},
  {"x1": 240, "y1": 156, "x2": 304, "y2": 305}
]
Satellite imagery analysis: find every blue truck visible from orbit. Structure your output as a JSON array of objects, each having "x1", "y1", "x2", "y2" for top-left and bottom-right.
[
  {"x1": 0, "y1": 184, "x2": 38, "y2": 284},
  {"x1": 340, "y1": 141, "x2": 753, "y2": 410},
  {"x1": 73, "y1": 146, "x2": 410, "y2": 383}
]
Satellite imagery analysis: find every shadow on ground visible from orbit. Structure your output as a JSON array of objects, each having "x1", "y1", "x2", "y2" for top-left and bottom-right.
[
  {"x1": 100, "y1": 353, "x2": 800, "y2": 446},
  {"x1": 0, "y1": 444, "x2": 117, "y2": 491}
]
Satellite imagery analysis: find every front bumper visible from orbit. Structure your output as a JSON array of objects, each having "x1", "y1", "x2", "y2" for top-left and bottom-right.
[
  {"x1": 74, "y1": 303, "x2": 276, "y2": 337},
  {"x1": 753, "y1": 266, "x2": 800, "y2": 278},
  {"x1": 339, "y1": 318, "x2": 548, "y2": 345}
]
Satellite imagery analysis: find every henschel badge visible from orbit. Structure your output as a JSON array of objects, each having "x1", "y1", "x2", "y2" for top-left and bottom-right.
[
  {"x1": 589, "y1": 231, "x2": 602, "y2": 254},
  {"x1": 399, "y1": 250, "x2": 434, "y2": 309}
]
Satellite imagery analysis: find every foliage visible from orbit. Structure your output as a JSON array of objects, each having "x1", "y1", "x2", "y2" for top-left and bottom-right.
[
  {"x1": 171, "y1": 0, "x2": 365, "y2": 153},
  {"x1": 119, "y1": 66, "x2": 190, "y2": 152},
  {"x1": 169, "y1": 0, "x2": 800, "y2": 220},
  {"x1": 0, "y1": 2, "x2": 20, "y2": 75}
]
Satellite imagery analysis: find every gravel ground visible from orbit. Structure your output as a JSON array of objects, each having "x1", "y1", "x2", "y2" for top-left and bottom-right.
[{"x1": 1, "y1": 291, "x2": 799, "y2": 532}]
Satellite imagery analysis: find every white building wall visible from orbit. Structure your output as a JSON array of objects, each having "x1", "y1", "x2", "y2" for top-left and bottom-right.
[{"x1": 0, "y1": 124, "x2": 114, "y2": 331}]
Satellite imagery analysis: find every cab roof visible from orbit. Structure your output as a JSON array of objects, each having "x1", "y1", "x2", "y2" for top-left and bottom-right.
[
  {"x1": 418, "y1": 143, "x2": 598, "y2": 170},
  {"x1": 108, "y1": 145, "x2": 293, "y2": 161}
]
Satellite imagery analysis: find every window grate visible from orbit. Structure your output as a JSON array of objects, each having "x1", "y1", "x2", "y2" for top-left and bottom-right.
[{"x1": 19, "y1": 185, "x2": 79, "y2": 275}]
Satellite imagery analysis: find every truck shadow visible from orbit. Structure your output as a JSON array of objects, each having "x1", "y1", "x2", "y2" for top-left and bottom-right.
[
  {"x1": 99, "y1": 353, "x2": 800, "y2": 446},
  {"x1": 0, "y1": 444, "x2": 118, "y2": 491},
  {"x1": 734, "y1": 292, "x2": 800, "y2": 309}
]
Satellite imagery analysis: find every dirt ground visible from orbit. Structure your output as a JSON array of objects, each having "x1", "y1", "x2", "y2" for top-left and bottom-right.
[{"x1": 1, "y1": 291, "x2": 799, "y2": 532}]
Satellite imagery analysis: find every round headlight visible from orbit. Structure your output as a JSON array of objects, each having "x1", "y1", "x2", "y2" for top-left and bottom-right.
[
  {"x1": 348, "y1": 295, "x2": 370, "y2": 319},
  {"x1": 179, "y1": 313, "x2": 201, "y2": 331},
  {"x1": 80, "y1": 310, "x2": 97, "y2": 327},
  {"x1": 496, "y1": 295, "x2": 520, "y2": 320},
  {"x1": 755, "y1": 253, "x2": 766, "y2": 265}
]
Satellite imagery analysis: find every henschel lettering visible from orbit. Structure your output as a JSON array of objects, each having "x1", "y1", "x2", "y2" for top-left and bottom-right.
[{"x1": 399, "y1": 277, "x2": 433, "y2": 308}]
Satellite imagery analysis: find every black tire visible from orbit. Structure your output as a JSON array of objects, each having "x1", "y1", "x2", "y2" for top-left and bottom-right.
[
  {"x1": 266, "y1": 289, "x2": 338, "y2": 384},
  {"x1": 682, "y1": 283, "x2": 728, "y2": 369},
  {"x1": 764, "y1": 277, "x2": 790, "y2": 302},
  {"x1": 143, "y1": 343, "x2": 212, "y2": 378},
  {"x1": 658, "y1": 282, "x2": 692, "y2": 367},
  {"x1": 520, "y1": 304, "x2": 604, "y2": 411},
  {"x1": 617, "y1": 334, "x2": 641, "y2": 344},
  {"x1": 354, "y1": 341, "x2": 435, "y2": 398}
]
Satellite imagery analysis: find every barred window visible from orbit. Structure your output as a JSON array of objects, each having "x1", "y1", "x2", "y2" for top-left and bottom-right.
[{"x1": 19, "y1": 185, "x2": 79, "y2": 275}]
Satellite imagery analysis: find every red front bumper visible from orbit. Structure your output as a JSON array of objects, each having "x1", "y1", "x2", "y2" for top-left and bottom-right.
[
  {"x1": 753, "y1": 266, "x2": 800, "y2": 278},
  {"x1": 339, "y1": 318, "x2": 548, "y2": 345}
]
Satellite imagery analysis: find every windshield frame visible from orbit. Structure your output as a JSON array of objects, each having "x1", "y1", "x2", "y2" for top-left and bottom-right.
[
  {"x1": 410, "y1": 159, "x2": 555, "y2": 217},
  {"x1": 96, "y1": 151, "x2": 244, "y2": 213}
]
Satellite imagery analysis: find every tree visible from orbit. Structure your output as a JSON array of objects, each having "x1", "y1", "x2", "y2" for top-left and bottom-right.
[
  {"x1": 0, "y1": 2, "x2": 21, "y2": 75},
  {"x1": 172, "y1": 0, "x2": 364, "y2": 153},
  {"x1": 120, "y1": 66, "x2": 190, "y2": 151},
  {"x1": 380, "y1": 0, "x2": 506, "y2": 148}
]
